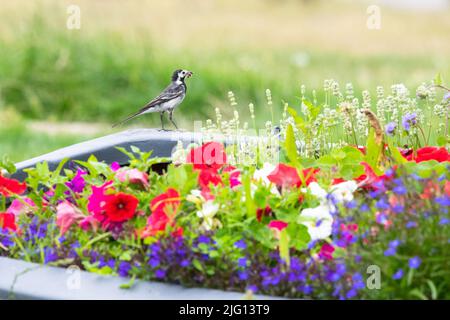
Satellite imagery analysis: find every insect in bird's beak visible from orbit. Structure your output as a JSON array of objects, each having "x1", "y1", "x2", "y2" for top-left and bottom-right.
[{"x1": 186, "y1": 71, "x2": 193, "y2": 78}]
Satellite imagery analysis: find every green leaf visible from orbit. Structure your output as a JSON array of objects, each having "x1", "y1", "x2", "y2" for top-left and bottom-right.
[
  {"x1": 120, "y1": 275, "x2": 136, "y2": 289},
  {"x1": 434, "y1": 72, "x2": 443, "y2": 86},
  {"x1": 437, "y1": 136, "x2": 448, "y2": 147},
  {"x1": 0, "y1": 155, "x2": 16, "y2": 174},
  {"x1": 409, "y1": 289, "x2": 428, "y2": 300},
  {"x1": 279, "y1": 229, "x2": 290, "y2": 267},
  {"x1": 242, "y1": 172, "x2": 256, "y2": 218},
  {"x1": 387, "y1": 139, "x2": 407, "y2": 165},
  {"x1": 426, "y1": 280, "x2": 438, "y2": 300},
  {"x1": 285, "y1": 124, "x2": 299, "y2": 166},
  {"x1": 365, "y1": 128, "x2": 383, "y2": 175},
  {"x1": 192, "y1": 259, "x2": 204, "y2": 272},
  {"x1": 119, "y1": 251, "x2": 133, "y2": 261},
  {"x1": 286, "y1": 223, "x2": 310, "y2": 251}
]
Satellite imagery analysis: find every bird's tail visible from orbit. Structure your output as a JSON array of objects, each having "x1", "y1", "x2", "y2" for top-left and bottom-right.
[{"x1": 112, "y1": 111, "x2": 143, "y2": 128}]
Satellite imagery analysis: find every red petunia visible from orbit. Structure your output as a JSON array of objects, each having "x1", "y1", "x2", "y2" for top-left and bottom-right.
[
  {"x1": 143, "y1": 188, "x2": 182, "y2": 237},
  {"x1": 268, "y1": 164, "x2": 301, "y2": 188},
  {"x1": 267, "y1": 164, "x2": 318, "y2": 188},
  {"x1": 0, "y1": 175, "x2": 27, "y2": 197},
  {"x1": 198, "y1": 168, "x2": 223, "y2": 190},
  {"x1": 186, "y1": 142, "x2": 227, "y2": 171},
  {"x1": 0, "y1": 212, "x2": 17, "y2": 232},
  {"x1": 103, "y1": 192, "x2": 138, "y2": 222},
  {"x1": 150, "y1": 188, "x2": 180, "y2": 215},
  {"x1": 407, "y1": 147, "x2": 450, "y2": 163}
]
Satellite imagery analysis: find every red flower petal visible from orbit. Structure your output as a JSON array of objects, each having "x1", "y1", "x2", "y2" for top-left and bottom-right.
[
  {"x1": 413, "y1": 147, "x2": 450, "y2": 163},
  {"x1": 186, "y1": 142, "x2": 227, "y2": 171},
  {"x1": 0, "y1": 175, "x2": 27, "y2": 197},
  {"x1": 104, "y1": 192, "x2": 138, "y2": 222},
  {"x1": 0, "y1": 212, "x2": 17, "y2": 232}
]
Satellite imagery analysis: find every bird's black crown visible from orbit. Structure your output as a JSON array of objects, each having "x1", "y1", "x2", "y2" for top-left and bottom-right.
[{"x1": 172, "y1": 69, "x2": 183, "y2": 82}]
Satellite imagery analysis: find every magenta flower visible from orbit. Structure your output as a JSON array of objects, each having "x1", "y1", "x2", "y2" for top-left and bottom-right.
[
  {"x1": 110, "y1": 162, "x2": 120, "y2": 172},
  {"x1": 87, "y1": 181, "x2": 114, "y2": 216},
  {"x1": 318, "y1": 243, "x2": 335, "y2": 260},
  {"x1": 65, "y1": 169, "x2": 87, "y2": 193},
  {"x1": 268, "y1": 220, "x2": 288, "y2": 231}
]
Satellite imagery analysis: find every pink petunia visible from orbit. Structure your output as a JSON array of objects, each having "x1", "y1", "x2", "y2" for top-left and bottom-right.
[
  {"x1": 116, "y1": 168, "x2": 149, "y2": 187},
  {"x1": 6, "y1": 197, "x2": 36, "y2": 217},
  {"x1": 56, "y1": 201, "x2": 84, "y2": 235}
]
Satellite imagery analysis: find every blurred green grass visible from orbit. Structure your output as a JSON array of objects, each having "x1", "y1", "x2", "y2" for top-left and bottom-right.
[
  {"x1": 0, "y1": 0, "x2": 449, "y2": 162},
  {"x1": 0, "y1": 122, "x2": 96, "y2": 163}
]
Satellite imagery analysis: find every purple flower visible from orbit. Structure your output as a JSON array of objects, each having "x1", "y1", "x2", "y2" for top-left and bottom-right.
[
  {"x1": 393, "y1": 185, "x2": 407, "y2": 195},
  {"x1": 155, "y1": 269, "x2": 166, "y2": 279},
  {"x1": 402, "y1": 113, "x2": 417, "y2": 131},
  {"x1": 385, "y1": 122, "x2": 397, "y2": 136},
  {"x1": 439, "y1": 218, "x2": 449, "y2": 225},
  {"x1": 389, "y1": 239, "x2": 401, "y2": 248},
  {"x1": 375, "y1": 198, "x2": 389, "y2": 210},
  {"x1": 234, "y1": 240, "x2": 247, "y2": 250},
  {"x1": 180, "y1": 259, "x2": 190, "y2": 267},
  {"x1": 44, "y1": 247, "x2": 58, "y2": 264},
  {"x1": 405, "y1": 221, "x2": 417, "y2": 229},
  {"x1": 384, "y1": 247, "x2": 396, "y2": 256},
  {"x1": 360, "y1": 203, "x2": 370, "y2": 212},
  {"x1": 346, "y1": 289, "x2": 357, "y2": 299},
  {"x1": 65, "y1": 169, "x2": 87, "y2": 193},
  {"x1": 197, "y1": 235, "x2": 211, "y2": 244},
  {"x1": 246, "y1": 285, "x2": 258, "y2": 293},
  {"x1": 301, "y1": 285, "x2": 313, "y2": 295},
  {"x1": 444, "y1": 91, "x2": 450, "y2": 100},
  {"x1": 392, "y1": 204, "x2": 404, "y2": 213},
  {"x1": 408, "y1": 256, "x2": 421, "y2": 269},
  {"x1": 0, "y1": 229, "x2": 15, "y2": 248},
  {"x1": 238, "y1": 257, "x2": 248, "y2": 268},
  {"x1": 148, "y1": 257, "x2": 160, "y2": 268},
  {"x1": 392, "y1": 269, "x2": 403, "y2": 280},
  {"x1": 345, "y1": 201, "x2": 357, "y2": 209},
  {"x1": 118, "y1": 261, "x2": 132, "y2": 277},
  {"x1": 435, "y1": 196, "x2": 450, "y2": 207},
  {"x1": 238, "y1": 270, "x2": 249, "y2": 281}
]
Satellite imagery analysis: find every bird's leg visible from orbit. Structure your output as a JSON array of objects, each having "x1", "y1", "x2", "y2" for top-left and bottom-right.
[
  {"x1": 160, "y1": 112, "x2": 165, "y2": 130},
  {"x1": 169, "y1": 111, "x2": 179, "y2": 130}
]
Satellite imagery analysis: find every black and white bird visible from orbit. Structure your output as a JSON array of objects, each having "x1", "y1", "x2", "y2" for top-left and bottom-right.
[{"x1": 113, "y1": 69, "x2": 193, "y2": 130}]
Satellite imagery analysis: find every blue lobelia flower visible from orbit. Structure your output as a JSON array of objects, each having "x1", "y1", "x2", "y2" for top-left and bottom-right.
[
  {"x1": 408, "y1": 256, "x2": 421, "y2": 269},
  {"x1": 234, "y1": 239, "x2": 247, "y2": 250},
  {"x1": 392, "y1": 269, "x2": 404, "y2": 280}
]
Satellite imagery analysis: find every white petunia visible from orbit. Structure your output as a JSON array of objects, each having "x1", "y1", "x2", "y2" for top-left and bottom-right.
[
  {"x1": 329, "y1": 180, "x2": 358, "y2": 203},
  {"x1": 197, "y1": 200, "x2": 220, "y2": 231},
  {"x1": 299, "y1": 205, "x2": 333, "y2": 241},
  {"x1": 253, "y1": 162, "x2": 280, "y2": 195},
  {"x1": 305, "y1": 182, "x2": 328, "y2": 202}
]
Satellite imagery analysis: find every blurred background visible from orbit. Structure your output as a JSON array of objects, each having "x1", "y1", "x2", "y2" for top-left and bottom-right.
[{"x1": 0, "y1": 0, "x2": 449, "y2": 162}]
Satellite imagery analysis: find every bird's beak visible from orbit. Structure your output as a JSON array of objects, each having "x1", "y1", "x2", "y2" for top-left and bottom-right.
[{"x1": 186, "y1": 71, "x2": 193, "y2": 78}]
